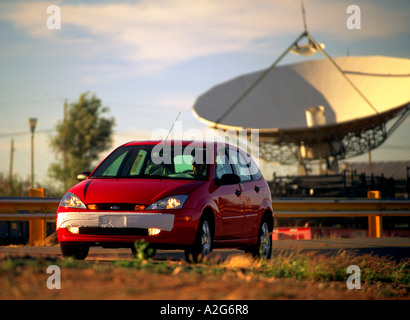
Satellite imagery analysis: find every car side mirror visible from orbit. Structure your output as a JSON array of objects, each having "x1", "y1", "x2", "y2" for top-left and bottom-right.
[
  {"x1": 215, "y1": 173, "x2": 241, "y2": 186},
  {"x1": 77, "y1": 171, "x2": 91, "y2": 181}
]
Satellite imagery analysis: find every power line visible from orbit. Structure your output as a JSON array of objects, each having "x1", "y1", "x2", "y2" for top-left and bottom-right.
[
  {"x1": 105, "y1": 101, "x2": 190, "y2": 110},
  {"x1": 0, "y1": 98, "x2": 64, "y2": 107},
  {"x1": 0, "y1": 129, "x2": 55, "y2": 138},
  {"x1": 0, "y1": 97, "x2": 190, "y2": 111}
]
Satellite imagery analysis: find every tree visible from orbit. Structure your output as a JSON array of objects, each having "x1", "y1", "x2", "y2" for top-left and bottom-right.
[
  {"x1": 49, "y1": 92, "x2": 115, "y2": 191},
  {"x1": 0, "y1": 173, "x2": 30, "y2": 197}
]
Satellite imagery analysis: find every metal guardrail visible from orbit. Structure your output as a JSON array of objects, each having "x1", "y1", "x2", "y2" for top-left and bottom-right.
[
  {"x1": 271, "y1": 199, "x2": 410, "y2": 217},
  {"x1": 0, "y1": 198, "x2": 60, "y2": 218},
  {"x1": 0, "y1": 196, "x2": 60, "y2": 245},
  {"x1": 271, "y1": 198, "x2": 410, "y2": 238},
  {"x1": 1, "y1": 196, "x2": 410, "y2": 245}
]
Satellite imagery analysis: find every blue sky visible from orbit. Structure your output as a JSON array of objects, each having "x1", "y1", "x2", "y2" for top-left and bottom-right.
[{"x1": 0, "y1": 0, "x2": 409, "y2": 186}]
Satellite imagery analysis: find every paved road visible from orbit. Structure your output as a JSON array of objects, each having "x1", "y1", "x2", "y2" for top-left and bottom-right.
[{"x1": 1, "y1": 237, "x2": 409, "y2": 261}]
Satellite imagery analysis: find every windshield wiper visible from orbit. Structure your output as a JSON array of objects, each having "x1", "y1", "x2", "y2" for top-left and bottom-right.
[
  {"x1": 126, "y1": 174, "x2": 164, "y2": 179},
  {"x1": 90, "y1": 175, "x2": 118, "y2": 179}
]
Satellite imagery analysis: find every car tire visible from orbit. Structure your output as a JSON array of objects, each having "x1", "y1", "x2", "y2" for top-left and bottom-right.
[
  {"x1": 247, "y1": 216, "x2": 273, "y2": 259},
  {"x1": 185, "y1": 214, "x2": 213, "y2": 262},
  {"x1": 60, "y1": 242, "x2": 89, "y2": 260}
]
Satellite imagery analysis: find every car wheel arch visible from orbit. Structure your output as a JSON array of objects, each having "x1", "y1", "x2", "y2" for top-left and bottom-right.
[
  {"x1": 261, "y1": 209, "x2": 274, "y2": 231},
  {"x1": 200, "y1": 207, "x2": 216, "y2": 236}
]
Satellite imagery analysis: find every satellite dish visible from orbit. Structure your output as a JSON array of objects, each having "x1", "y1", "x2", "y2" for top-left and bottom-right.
[
  {"x1": 290, "y1": 42, "x2": 325, "y2": 56},
  {"x1": 193, "y1": 56, "x2": 410, "y2": 130},
  {"x1": 289, "y1": 1, "x2": 325, "y2": 57},
  {"x1": 192, "y1": 3, "x2": 410, "y2": 172},
  {"x1": 192, "y1": 56, "x2": 410, "y2": 167}
]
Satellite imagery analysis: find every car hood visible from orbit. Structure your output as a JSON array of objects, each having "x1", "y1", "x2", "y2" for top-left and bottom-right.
[{"x1": 69, "y1": 178, "x2": 204, "y2": 205}]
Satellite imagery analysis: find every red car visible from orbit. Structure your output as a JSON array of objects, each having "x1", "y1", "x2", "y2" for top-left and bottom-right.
[{"x1": 56, "y1": 140, "x2": 274, "y2": 261}]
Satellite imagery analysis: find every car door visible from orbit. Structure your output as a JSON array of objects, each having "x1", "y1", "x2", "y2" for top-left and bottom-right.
[
  {"x1": 229, "y1": 148, "x2": 262, "y2": 239},
  {"x1": 212, "y1": 147, "x2": 245, "y2": 240}
]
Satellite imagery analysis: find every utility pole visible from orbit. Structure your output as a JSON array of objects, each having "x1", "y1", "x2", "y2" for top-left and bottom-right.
[
  {"x1": 29, "y1": 118, "x2": 38, "y2": 189},
  {"x1": 9, "y1": 138, "x2": 14, "y2": 189}
]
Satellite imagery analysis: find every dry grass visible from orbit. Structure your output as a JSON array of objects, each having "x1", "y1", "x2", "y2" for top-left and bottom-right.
[
  {"x1": 0, "y1": 248, "x2": 409, "y2": 300},
  {"x1": 223, "y1": 254, "x2": 262, "y2": 270}
]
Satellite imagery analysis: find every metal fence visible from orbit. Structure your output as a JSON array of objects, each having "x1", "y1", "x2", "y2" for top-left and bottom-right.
[{"x1": 1, "y1": 194, "x2": 410, "y2": 245}]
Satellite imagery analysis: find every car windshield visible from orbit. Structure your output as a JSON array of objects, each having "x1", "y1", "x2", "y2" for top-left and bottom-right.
[{"x1": 91, "y1": 144, "x2": 209, "y2": 180}]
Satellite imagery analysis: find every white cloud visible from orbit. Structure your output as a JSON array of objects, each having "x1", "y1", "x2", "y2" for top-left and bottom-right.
[
  {"x1": 306, "y1": 0, "x2": 410, "y2": 39},
  {"x1": 0, "y1": 1, "x2": 62, "y2": 38},
  {"x1": 1, "y1": 0, "x2": 409, "y2": 74},
  {"x1": 0, "y1": 1, "x2": 299, "y2": 69},
  {"x1": 59, "y1": 0, "x2": 300, "y2": 70}
]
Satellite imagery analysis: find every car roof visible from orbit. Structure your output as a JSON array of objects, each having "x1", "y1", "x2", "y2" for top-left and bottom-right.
[
  {"x1": 123, "y1": 140, "x2": 201, "y2": 145},
  {"x1": 122, "y1": 140, "x2": 212, "y2": 147},
  {"x1": 120, "y1": 140, "x2": 251, "y2": 155}
]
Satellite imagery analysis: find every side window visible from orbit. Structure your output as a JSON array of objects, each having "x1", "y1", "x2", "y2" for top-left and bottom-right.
[
  {"x1": 249, "y1": 155, "x2": 262, "y2": 180},
  {"x1": 215, "y1": 148, "x2": 234, "y2": 179},
  {"x1": 229, "y1": 149, "x2": 252, "y2": 182}
]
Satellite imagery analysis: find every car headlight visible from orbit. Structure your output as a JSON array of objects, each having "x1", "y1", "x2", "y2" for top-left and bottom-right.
[
  {"x1": 60, "y1": 192, "x2": 86, "y2": 209},
  {"x1": 146, "y1": 195, "x2": 188, "y2": 210}
]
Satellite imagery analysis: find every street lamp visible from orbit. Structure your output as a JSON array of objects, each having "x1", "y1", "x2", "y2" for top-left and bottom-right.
[{"x1": 28, "y1": 118, "x2": 38, "y2": 189}]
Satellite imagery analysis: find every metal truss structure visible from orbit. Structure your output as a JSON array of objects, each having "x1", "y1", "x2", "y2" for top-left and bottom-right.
[{"x1": 256, "y1": 102, "x2": 410, "y2": 165}]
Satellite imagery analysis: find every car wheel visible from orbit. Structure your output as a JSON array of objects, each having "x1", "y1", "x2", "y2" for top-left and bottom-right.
[
  {"x1": 259, "y1": 220, "x2": 273, "y2": 259},
  {"x1": 247, "y1": 217, "x2": 272, "y2": 259},
  {"x1": 185, "y1": 215, "x2": 213, "y2": 262},
  {"x1": 60, "y1": 242, "x2": 89, "y2": 260}
]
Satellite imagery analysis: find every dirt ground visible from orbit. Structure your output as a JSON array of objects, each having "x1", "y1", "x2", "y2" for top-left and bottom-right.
[
  {"x1": 0, "y1": 258, "x2": 408, "y2": 300},
  {"x1": 1, "y1": 238, "x2": 409, "y2": 300}
]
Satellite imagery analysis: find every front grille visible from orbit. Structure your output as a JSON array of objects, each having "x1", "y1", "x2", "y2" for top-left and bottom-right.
[{"x1": 79, "y1": 227, "x2": 148, "y2": 236}]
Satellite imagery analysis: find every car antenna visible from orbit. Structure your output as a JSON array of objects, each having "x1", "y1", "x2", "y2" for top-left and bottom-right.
[{"x1": 163, "y1": 112, "x2": 181, "y2": 143}]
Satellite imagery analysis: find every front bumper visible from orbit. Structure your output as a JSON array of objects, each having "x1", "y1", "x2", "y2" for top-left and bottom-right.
[
  {"x1": 56, "y1": 211, "x2": 175, "y2": 231},
  {"x1": 56, "y1": 210, "x2": 198, "y2": 246}
]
